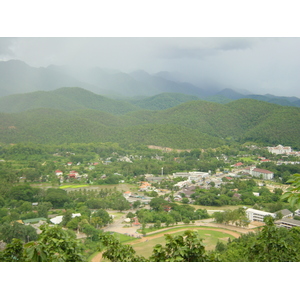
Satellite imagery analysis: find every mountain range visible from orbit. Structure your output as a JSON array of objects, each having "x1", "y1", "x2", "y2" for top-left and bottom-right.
[
  {"x1": 1, "y1": 59, "x2": 300, "y2": 107},
  {"x1": 0, "y1": 87, "x2": 299, "y2": 150},
  {"x1": 1, "y1": 59, "x2": 300, "y2": 150}
]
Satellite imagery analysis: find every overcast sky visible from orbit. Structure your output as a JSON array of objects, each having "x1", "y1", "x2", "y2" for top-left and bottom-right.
[{"x1": 1, "y1": 37, "x2": 300, "y2": 97}]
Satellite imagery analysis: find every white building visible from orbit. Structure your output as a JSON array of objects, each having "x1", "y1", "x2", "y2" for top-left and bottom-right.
[
  {"x1": 246, "y1": 208, "x2": 276, "y2": 222},
  {"x1": 50, "y1": 213, "x2": 81, "y2": 225},
  {"x1": 244, "y1": 166, "x2": 274, "y2": 180},
  {"x1": 294, "y1": 209, "x2": 300, "y2": 217},
  {"x1": 267, "y1": 145, "x2": 292, "y2": 155}
]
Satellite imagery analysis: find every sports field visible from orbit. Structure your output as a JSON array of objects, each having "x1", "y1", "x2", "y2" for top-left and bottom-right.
[{"x1": 128, "y1": 227, "x2": 239, "y2": 258}]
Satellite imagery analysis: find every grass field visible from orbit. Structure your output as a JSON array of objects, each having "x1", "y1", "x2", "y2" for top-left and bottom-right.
[
  {"x1": 59, "y1": 184, "x2": 90, "y2": 189},
  {"x1": 129, "y1": 227, "x2": 237, "y2": 258}
]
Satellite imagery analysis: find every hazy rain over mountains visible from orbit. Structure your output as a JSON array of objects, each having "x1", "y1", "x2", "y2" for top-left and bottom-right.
[{"x1": 1, "y1": 37, "x2": 300, "y2": 98}]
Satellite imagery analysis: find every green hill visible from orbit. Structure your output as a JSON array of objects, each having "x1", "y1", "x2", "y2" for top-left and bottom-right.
[
  {"x1": 132, "y1": 93, "x2": 202, "y2": 110},
  {"x1": 0, "y1": 87, "x2": 139, "y2": 115},
  {"x1": 0, "y1": 97, "x2": 300, "y2": 149}
]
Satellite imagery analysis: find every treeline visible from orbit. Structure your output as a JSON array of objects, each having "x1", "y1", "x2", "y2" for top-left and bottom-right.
[{"x1": 135, "y1": 197, "x2": 210, "y2": 227}]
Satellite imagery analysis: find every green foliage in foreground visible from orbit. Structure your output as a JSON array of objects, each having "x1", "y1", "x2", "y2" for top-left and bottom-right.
[{"x1": 281, "y1": 174, "x2": 300, "y2": 209}]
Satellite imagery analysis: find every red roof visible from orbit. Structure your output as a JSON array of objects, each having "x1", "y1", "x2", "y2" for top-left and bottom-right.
[
  {"x1": 253, "y1": 168, "x2": 273, "y2": 174},
  {"x1": 234, "y1": 162, "x2": 243, "y2": 167}
]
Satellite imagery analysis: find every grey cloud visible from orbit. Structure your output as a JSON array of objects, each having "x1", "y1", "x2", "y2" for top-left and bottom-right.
[
  {"x1": 0, "y1": 37, "x2": 17, "y2": 57},
  {"x1": 0, "y1": 37, "x2": 300, "y2": 97}
]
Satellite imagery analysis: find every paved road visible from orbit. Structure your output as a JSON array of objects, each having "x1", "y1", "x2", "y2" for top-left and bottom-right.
[{"x1": 103, "y1": 211, "x2": 143, "y2": 238}]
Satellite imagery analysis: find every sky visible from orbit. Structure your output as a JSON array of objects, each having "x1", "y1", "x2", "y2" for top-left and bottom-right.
[{"x1": 1, "y1": 37, "x2": 300, "y2": 97}]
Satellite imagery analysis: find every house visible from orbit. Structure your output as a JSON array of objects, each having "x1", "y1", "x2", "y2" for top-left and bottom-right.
[
  {"x1": 139, "y1": 181, "x2": 152, "y2": 191},
  {"x1": 181, "y1": 186, "x2": 196, "y2": 198},
  {"x1": 233, "y1": 162, "x2": 243, "y2": 167},
  {"x1": 55, "y1": 170, "x2": 63, "y2": 176},
  {"x1": 69, "y1": 170, "x2": 80, "y2": 179},
  {"x1": 123, "y1": 191, "x2": 132, "y2": 199},
  {"x1": 243, "y1": 166, "x2": 274, "y2": 180},
  {"x1": 246, "y1": 208, "x2": 276, "y2": 222}
]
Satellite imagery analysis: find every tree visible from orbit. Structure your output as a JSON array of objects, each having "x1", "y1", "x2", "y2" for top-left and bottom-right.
[
  {"x1": 45, "y1": 188, "x2": 70, "y2": 208},
  {"x1": 9, "y1": 184, "x2": 37, "y2": 202},
  {"x1": 281, "y1": 173, "x2": 300, "y2": 209},
  {"x1": 245, "y1": 216, "x2": 299, "y2": 262},
  {"x1": 100, "y1": 233, "x2": 147, "y2": 262},
  {"x1": 149, "y1": 230, "x2": 217, "y2": 262},
  {"x1": 0, "y1": 238, "x2": 25, "y2": 262},
  {"x1": 0, "y1": 222, "x2": 38, "y2": 243},
  {"x1": 154, "y1": 220, "x2": 161, "y2": 229},
  {"x1": 24, "y1": 225, "x2": 84, "y2": 262},
  {"x1": 132, "y1": 200, "x2": 141, "y2": 209},
  {"x1": 37, "y1": 202, "x2": 52, "y2": 218},
  {"x1": 112, "y1": 197, "x2": 131, "y2": 212},
  {"x1": 126, "y1": 212, "x2": 135, "y2": 219},
  {"x1": 92, "y1": 209, "x2": 112, "y2": 227},
  {"x1": 61, "y1": 210, "x2": 73, "y2": 226}
]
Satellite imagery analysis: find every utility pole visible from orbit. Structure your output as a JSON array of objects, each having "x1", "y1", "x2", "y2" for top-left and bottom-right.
[{"x1": 161, "y1": 167, "x2": 164, "y2": 176}]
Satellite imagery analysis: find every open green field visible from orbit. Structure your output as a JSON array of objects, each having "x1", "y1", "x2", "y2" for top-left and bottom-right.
[
  {"x1": 59, "y1": 184, "x2": 90, "y2": 189},
  {"x1": 240, "y1": 156, "x2": 258, "y2": 163},
  {"x1": 129, "y1": 227, "x2": 238, "y2": 258}
]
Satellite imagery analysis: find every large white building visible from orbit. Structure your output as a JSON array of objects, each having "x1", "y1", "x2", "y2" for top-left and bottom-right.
[
  {"x1": 246, "y1": 208, "x2": 276, "y2": 222},
  {"x1": 267, "y1": 145, "x2": 292, "y2": 155},
  {"x1": 243, "y1": 166, "x2": 274, "y2": 180}
]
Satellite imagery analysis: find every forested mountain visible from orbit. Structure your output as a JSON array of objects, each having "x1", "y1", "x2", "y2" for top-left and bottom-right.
[
  {"x1": 0, "y1": 87, "x2": 139, "y2": 114},
  {"x1": 216, "y1": 88, "x2": 300, "y2": 107},
  {"x1": 1, "y1": 98, "x2": 300, "y2": 149},
  {"x1": 132, "y1": 93, "x2": 202, "y2": 110}
]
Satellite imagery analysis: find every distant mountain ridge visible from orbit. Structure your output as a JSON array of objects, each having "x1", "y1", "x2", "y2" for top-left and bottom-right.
[
  {"x1": 1, "y1": 59, "x2": 300, "y2": 108},
  {"x1": 0, "y1": 87, "x2": 139, "y2": 114}
]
